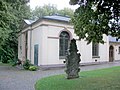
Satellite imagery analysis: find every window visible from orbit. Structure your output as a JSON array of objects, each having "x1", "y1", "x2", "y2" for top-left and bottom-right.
[
  {"x1": 92, "y1": 43, "x2": 99, "y2": 57},
  {"x1": 59, "y1": 31, "x2": 70, "y2": 58},
  {"x1": 118, "y1": 46, "x2": 120, "y2": 54}
]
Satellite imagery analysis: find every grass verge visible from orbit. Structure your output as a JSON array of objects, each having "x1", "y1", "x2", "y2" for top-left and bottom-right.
[
  {"x1": 0, "y1": 62, "x2": 12, "y2": 66},
  {"x1": 35, "y1": 66, "x2": 120, "y2": 90}
]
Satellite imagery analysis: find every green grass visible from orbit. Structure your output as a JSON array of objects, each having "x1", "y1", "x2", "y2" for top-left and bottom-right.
[{"x1": 35, "y1": 66, "x2": 120, "y2": 90}]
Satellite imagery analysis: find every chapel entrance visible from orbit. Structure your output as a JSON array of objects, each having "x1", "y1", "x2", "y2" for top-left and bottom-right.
[
  {"x1": 109, "y1": 45, "x2": 114, "y2": 62},
  {"x1": 34, "y1": 44, "x2": 38, "y2": 66}
]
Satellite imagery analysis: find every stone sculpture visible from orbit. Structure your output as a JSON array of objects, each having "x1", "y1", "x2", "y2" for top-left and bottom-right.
[{"x1": 65, "y1": 39, "x2": 81, "y2": 79}]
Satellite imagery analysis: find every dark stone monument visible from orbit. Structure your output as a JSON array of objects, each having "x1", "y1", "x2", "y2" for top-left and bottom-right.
[{"x1": 65, "y1": 39, "x2": 81, "y2": 79}]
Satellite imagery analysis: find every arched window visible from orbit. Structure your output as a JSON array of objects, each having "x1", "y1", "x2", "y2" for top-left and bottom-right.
[{"x1": 59, "y1": 31, "x2": 70, "y2": 58}]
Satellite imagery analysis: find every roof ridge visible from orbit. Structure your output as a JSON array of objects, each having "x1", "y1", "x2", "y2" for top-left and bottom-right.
[
  {"x1": 52, "y1": 14, "x2": 70, "y2": 18},
  {"x1": 42, "y1": 14, "x2": 70, "y2": 18}
]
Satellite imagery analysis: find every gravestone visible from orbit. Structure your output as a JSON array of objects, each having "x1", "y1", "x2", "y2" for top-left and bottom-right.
[{"x1": 65, "y1": 39, "x2": 81, "y2": 79}]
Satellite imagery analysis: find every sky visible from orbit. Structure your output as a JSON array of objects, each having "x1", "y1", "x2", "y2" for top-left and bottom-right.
[{"x1": 29, "y1": 0, "x2": 79, "y2": 10}]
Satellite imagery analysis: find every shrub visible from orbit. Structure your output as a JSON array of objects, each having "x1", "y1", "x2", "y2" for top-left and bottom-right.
[
  {"x1": 22, "y1": 59, "x2": 38, "y2": 71},
  {"x1": 2, "y1": 59, "x2": 8, "y2": 63},
  {"x1": 23, "y1": 59, "x2": 31, "y2": 70},
  {"x1": 29, "y1": 66, "x2": 38, "y2": 71},
  {"x1": 11, "y1": 61, "x2": 17, "y2": 66}
]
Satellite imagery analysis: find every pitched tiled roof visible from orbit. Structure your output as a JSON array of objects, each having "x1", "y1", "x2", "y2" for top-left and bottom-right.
[
  {"x1": 23, "y1": 15, "x2": 71, "y2": 26},
  {"x1": 43, "y1": 15, "x2": 70, "y2": 22}
]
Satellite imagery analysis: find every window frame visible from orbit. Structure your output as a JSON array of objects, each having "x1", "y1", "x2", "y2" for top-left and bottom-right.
[
  {"x1": 92, "y1": 43, "x2": 100, "y2": 58},
  {"x1": 59, "y1": 31, "x2": 70, "y2": 59}
]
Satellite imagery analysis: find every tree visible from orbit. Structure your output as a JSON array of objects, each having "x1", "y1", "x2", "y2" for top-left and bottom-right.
[
  {"x1": 0, "y1": 1, "x2": 14, "y2": 46},
  {"x1": 31, "y1": 4, "x2": 74, "y2": 20},
  {"x1": 70, "y1": 0, "x2": 120, "y2": 43},
  {"x1": 0, "y1": 0, "x2": 30, "y2": 63},
  {"x1": 58, "y1": 7, "x2": 74, "y2": 17},
  {"x1": 31, "y1": 4, "x2": 58, "y2": 20}
]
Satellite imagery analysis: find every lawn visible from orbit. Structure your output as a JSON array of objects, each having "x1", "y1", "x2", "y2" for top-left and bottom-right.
[{"x1": 35, "y1": 66, "x2": 120, "y2": 90}]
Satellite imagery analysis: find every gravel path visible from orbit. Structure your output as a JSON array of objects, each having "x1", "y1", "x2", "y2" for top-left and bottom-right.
[{"x1": 0, "y1": 61, "x2": 120, "y2": 90}]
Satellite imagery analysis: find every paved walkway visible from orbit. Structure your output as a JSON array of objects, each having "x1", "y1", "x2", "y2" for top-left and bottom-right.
[{"x1": 0, "y1": 61, "x2": 120, "y2": 90}]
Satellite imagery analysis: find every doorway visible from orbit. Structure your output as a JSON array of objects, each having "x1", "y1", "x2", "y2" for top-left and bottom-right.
[
  {"x1": 109, "y1": 45, "x2": 114, "y2": 62},
  {"x1": 34, "y1": 44, "x2": 38, "y2": 66}
]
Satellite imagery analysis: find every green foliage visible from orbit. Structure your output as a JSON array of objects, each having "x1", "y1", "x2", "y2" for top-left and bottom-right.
[
  {"x1": 35, "y1": 66, "x2": 120, "y2": 90},
  {"x1": 11, "y1": 61, "x2": 17, "y2": 66},
  {"x1": 0, "y1": 0, "x2": 30, "y2": 64},
  {"x1": 31, "y1": 4, "x2": 74, "y2": 20},
  {"x1": 23, "y1": 60, "x2": 38, "y2": 71},
  {"x1": 70, "y1": 0, "x2": 120, "y2": 43},
  {"x1": 31, "y1": 4, "x2": 58, "y2": 20},
  {"x1": 29, "y1": 66, "x2": 38, "y2": 71},
  {"x1": 1, "y1": 44, "x2": 13, "y2": 64},
  {"x1": 0, "y1": 61, "x2": 12, "y2": 66},
  {"x1": 23, "y1": 59, "x2": 31, "y2": 70},
  {"x1": 58, "y1": 8, "x2": 74, "y2": 17},
  {"x1": 0, "y1": 1, "x2": 14, "y2": 46}
]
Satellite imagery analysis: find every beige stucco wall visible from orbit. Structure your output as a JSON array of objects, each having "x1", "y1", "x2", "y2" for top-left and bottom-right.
[
  {"x1": 76, "y1": 34, "x2": 109, "y2": 63},
  {"x1": 38, "y1": 21, "x2": 109, "y2": 65},
  {"x1": 114, "y1": 45, "x2": 120, "y2": 61},
  {"x1": 18, "y1": 19, "x2": 110, "y2": 66},
  {"x1": 30, "y1": 26, "x2": 43, "y2": 65}
]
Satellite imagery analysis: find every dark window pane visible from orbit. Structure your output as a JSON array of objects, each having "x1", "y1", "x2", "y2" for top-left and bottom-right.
[
  {"x1": 59, "y1": 31, "x2": 70, "y2": 57},
  {"x1": 92, "y1": 43, "x2": 99, "y2": 56}
]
